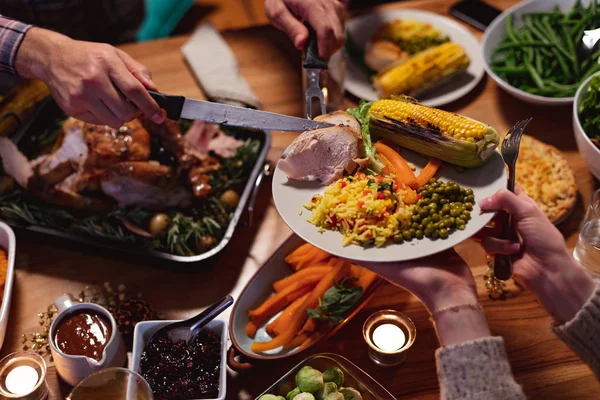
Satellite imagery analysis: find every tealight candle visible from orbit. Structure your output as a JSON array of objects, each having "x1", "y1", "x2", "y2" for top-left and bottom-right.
[
  {"x1": 0, "y1": 352, "x2": 48, "y2": 400},
  {"x1": 372, "y1": 323, "x2": 406, "y2": 352},
  {"x1": 5, "y1": 366, "x2": 38, "y2": 395},
  {"x1": 363, "y1": 310, "x2": 416, "y2": 367}
]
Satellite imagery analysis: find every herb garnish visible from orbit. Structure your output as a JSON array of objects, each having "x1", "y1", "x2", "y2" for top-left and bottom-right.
[{"x1": 307, "y1": 278, "x2": 363, "y2": 325}]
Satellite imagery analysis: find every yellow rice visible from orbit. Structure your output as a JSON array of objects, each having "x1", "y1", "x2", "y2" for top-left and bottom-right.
[{"x1": 303, "y1": 173, "x2": 415, "y2": 247}]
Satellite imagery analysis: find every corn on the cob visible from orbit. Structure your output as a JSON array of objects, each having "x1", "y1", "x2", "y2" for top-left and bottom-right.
[
  {"x1": 0, "y1": 79, "x2": 51, "y2": 137},
  {"x1": 374, "y1": 42, "x2": 470, "y2": 98},
  {"x1": 368, "y1": 98, "x2": 499, "y2": 167}
]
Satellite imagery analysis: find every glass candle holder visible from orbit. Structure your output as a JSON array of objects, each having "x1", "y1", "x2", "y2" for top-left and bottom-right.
[
  {"x1": 67, "y1": 368, "x2": 153, "y2": 400},
  {"x1": 0, "y1": 352, "x2": 48, "y2": 400},
  {"x1": 574, "y1": 188, "x2": 600, "y2": 276},
  {"x1": 363, "y1": 310, "x2": 416, "y2": 367}
]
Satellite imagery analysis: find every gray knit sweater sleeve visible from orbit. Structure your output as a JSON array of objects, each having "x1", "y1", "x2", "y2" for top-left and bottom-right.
[
  {"x1": 435, "y1": 337, "x2": 525, "y2": 400},
  {"x1": 553, "y1": 283, "x2": 600, "y2": 380}
]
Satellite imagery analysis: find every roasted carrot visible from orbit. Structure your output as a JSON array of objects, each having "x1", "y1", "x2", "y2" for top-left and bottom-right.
[
  {"x1": 357, "y1": 268, "x2": 379, "y2": 291},
  {"x1": 299, "y1": 332, "x2": 320, "y2": 350},
  {"x1": 272, "y1": 266, "x2": 332, "y2": 292},
  {"x1": 349, "y1": 263, "x2": 362, "y2": 279},
  {"x1": 251, "y1": 261, "x2": 350, "y2": 353},
  {"x1": 267, "y1": 292, "x2": 310, "y2": 337},
  {"x1": 248, "y1": 284, "x2": 313, "y2": 326},
  {"x1": 246, "y1": 320, "x2": 259, "y2": 338},
  {"x1": 375, "y1": 142, "x2": 418, "y2": 189},
  {"x1": 300, "y1": 317, "x2": 317, "y2": 334},
  {"x1": 416, "y1": 158, "x2": 442, "y2": 187},
  {"x1": 286, "y1": 245, "x2": 331, "y2": 271},
  {"x1": 283, "y1": 333, "x2": 309, "y2": 349}
]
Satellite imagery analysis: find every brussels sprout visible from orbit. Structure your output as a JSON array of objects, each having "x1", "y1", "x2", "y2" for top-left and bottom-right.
[
  {"x1": 340, "y1": 387, "x2": 362, "y2": 400},
  {"x1": 287, "y1": 388, "x2": 301, "y2": 400},
  {"x1": 316, "y1": 382, "x2": 338, "y2": 400},
  {"x1": 323, "y1": 393, "x2": 344, "y2": 400},
  {"x1": 295, "y1": 366, "x2": 324, "y2": 393},
  {"x1": 293, "y1": 393, "x2": 316, "y2": 400},
  {"x1": 278, "y1": 397, "x2": 286, "y2": 400},
  {"x1": 322, "y1": 367, "x2": 344, "y2": 387},
  {"x1": 258, "y1": 395, "x2": 279, "y2": 400}
]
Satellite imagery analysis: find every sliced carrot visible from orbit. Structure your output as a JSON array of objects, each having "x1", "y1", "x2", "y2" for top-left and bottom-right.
[
  {"x1": 273, "y1": 266, "x2": 332, "y2": 292},
  {"x1": 251, "y1": 261, "x2": 350, "y2": 353},
  {"x1": 269, "y1": 292, "x2": 310, "y2": 337},
  {"x1": 375, "y1": 142, "x2": 418, "y2": 189},
  {"x1": 248, "y1": 284, "x2": 313, "y2": 326},
  {"x1": 416, "y1": 158, "x2": 442, "y2": 187},
  {"x1": 283, "y1": 333, "x2": 309, "y2": 349},
  {"x1": 403, "y1": 186, "x2": 419, "y2": 205},
  {"x1": 246, "y1": 320, "x2": 259, "y2": 338}
]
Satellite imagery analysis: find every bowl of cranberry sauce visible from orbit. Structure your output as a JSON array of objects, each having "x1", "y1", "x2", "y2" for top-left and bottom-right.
[{"x1": 131, "y1": 320, "x2": 227, "y2": 400}]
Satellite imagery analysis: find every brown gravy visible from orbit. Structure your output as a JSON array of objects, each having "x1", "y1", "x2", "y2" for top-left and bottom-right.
[{"x1": 54, "y1": 309, "x2": 112, "y2": 361}]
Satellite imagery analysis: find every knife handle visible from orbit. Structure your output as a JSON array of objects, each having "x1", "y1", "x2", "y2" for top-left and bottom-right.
[
  {"x1": 148, "y1": 90, "x2": 185, "y2": 120},
  {"x1": 303, "y1": 23, "x2": 328, "y2": 70}
]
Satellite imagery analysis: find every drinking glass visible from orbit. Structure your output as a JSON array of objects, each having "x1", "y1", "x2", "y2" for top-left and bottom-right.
[
  {"x1": 574, "y1": 188, "x2": 600, "y2": 276},
  {"x1": 302, "y1": 49, "x2": 347, "y2": 119},
  {"x1": 67, "y1": 368, "x2": 153, "y2": 400}
]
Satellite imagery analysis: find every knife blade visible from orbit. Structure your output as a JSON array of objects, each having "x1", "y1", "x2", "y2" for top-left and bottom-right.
[
  {"x1": 148, "y1": 91, "x2": 333, "y2": 132},
  {"x1": 303, "y1": 24, "x2": 328, "y2": 119}
]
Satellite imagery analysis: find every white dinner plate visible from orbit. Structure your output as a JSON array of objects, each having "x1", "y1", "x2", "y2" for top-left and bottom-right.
[
  {"x1": 345, "y1": 9, "x2": 485, "y2": 107},
  {"x1": 272, "y1": 150, "x2": 506, "y2": 263}
]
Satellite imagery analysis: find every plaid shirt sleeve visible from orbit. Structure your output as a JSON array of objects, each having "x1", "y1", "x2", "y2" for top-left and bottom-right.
[{"x1": 0, "y1": 15, "x2": 32, "y2": 75}]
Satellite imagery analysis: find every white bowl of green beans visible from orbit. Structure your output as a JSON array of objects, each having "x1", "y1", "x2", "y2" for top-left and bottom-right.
[{"x1": 483, "y1": 0, "x2": 600, "y2": 106}]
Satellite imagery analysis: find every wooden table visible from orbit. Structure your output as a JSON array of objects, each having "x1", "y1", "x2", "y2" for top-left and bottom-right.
[{"x1": 2, "y1": 0, "x2": 599, "y2": 399}]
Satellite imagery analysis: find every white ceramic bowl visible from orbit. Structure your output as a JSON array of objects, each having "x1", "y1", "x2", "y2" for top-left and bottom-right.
[
  {"x1": 573, "y1": 71, "x2": 600, "y2": 180},
  {"x1": 0, "y1": 222, "x2": 15, "y2": 350},
  {"x1": 131, "y1": 319, "x2": 227, "y2": 400},
  {"x1": 482, "y1": 0, "x2": 589, "y2": 106}
]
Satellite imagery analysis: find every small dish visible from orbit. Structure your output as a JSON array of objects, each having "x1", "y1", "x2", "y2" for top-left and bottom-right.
[
  {"x1": 482, "y1": 0, "x2": 580, "y2": 106},
  {"x1": 573, "y1": 71, "x2": 600, "y2": 180},
  {"x1": 345, "y1": 9, "x2": 485, "y2": 107},
  {"x1": 228, "y1": 235, "x2": 380, "y2": 370},
  {"x1": 0, "y1": 222, "x2": 16, "y2": 350},
  {"x1": 131, "y1": 319, "x2": 227, "y2": 400},
  {"x1": 256, "y1": 353, "x2": 396, "y2": 400}
]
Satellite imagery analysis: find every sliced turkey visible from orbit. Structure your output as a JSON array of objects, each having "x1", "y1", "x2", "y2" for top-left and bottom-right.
[{"x1": 277, "y1": 111, "x2": 363, "y2": 185}]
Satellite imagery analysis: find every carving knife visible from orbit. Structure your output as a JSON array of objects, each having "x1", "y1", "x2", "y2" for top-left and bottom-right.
[{"x1": 148, "y1": 91, "x2": 332, "y2": 132}]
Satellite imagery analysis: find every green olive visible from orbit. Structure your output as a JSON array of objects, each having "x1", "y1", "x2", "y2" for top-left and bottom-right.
[
  {"x1": 149, "y1": 213, "x2": 170, "y2": 237},
  {"x1": 220, "y1": 190, "x2": 240, "y2": 208}
]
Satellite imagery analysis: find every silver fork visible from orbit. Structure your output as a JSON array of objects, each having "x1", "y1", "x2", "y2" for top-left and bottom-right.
[{"x1": 494, "y1": 118, "x2": 532, "y2": 281}]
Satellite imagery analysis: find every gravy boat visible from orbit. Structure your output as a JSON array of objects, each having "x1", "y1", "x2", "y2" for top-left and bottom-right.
[{"x1": 49, "y1": 295, "x2": 126, "y2": 386}]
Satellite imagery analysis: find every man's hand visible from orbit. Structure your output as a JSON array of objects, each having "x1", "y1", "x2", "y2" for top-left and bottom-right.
[
  {"x1": 265, "y1": 0, "x2": 346, "y2": 60},
  {"x1": 15, "y1": 27, "x2": 164, "y2": 128}
]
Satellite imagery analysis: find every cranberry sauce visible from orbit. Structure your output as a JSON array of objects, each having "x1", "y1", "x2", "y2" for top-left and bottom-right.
[{"x1": 140, "y1": 329, "x2": 221, "y2": 399}]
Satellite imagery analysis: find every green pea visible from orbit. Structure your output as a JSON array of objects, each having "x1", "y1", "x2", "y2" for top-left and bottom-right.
[
  {"x1": 455, "y1": 218, "x2": 465, "y2": 226},
  {"x1": 441, "y1": 204, "x2": 450, "y2": 214},
  {"x1": 432, "y1": 231, "x2": 439, "y2": 239},
  {"x1": 464, "y1": 202, "x2": 473, "y2": 211},
  {"x1": 426, "y1": 222, "x2": 435, "y2": 231},
  {"x1": 429, "y1": 178, "x2": 437, "y2": 184},
  {"x1": 465, "y1": 195, "x2": 475, "y2": 203},
  {"x1": 439, "y1": 228, "x2": 449, "y2": 239},
  {"x1": 447, "y1": 180, "x2": 455, "y2": 186},
  {"x1": 418, "y1": 199, "x2": 430, "y2": 207},
  {"x1": 420, "y1": 190, "x2": 430, "y2": 198},
  {"x1": 419, "y1": 208, "x2": 429, "y2": 218},
  {"x1": 431, "y1": 193, "x2": 440, "y2": 202},
  {"x1": 462, "y1": 211, "x2": 471, "y2": 220},
  {"x1": 411, "y1": 222, "x2": 419, "y2": 229},
  {"x1": 416, "y1": 229, "x2": 424, "y2": 239},
  {"x1": 432, "y1": 213, "x2": 441, "y2": 222},
  {"x1": 457, "y1": 224, "x2": 466, "y2": 231},
  {"x1": 449, "y1": 195, "x2": 456, "y2": 202},
  {"x1": 403, "y1": 231, "x2": 413, "y2": 240},
  {"x1": 411, "y1": 214, "x2": 421, "y2": 222},
  {"x1": 409, "y1": 228, "x2": 416, "y2": 236},
  {"x1": 465, "y1": 188, "x2": 474, "y2": 196},
  {"x1": 416, "y1": 187, "x2": 424, "y2": 194},
  {"x1": 450, "y1": 208, "x2": 460, "y2": 218},
  {"x1": 445, "y1": 216, "x2": 455, "y2": 226},
  {"x1": 393, "y1": 235, "x2": 404, "y2": 244},
  {"x1": 424, "y1": 227, "x2": 433, "y2": 235},
  {"x1": 440, "y1": 198, "x2": 449, "y2": 205},
  {"x1": 422, "y1": 217, "x2": 431, "y2": 226}
]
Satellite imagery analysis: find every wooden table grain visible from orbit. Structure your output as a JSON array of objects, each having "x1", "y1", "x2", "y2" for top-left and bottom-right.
[{"x1": 1, "y1": 0, "x2": 599, "y2": 399}]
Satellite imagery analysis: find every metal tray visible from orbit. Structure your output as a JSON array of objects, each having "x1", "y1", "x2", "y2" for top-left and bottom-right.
[{"x1": 0, "y1": 99, "x2": 271, "y2": 263}]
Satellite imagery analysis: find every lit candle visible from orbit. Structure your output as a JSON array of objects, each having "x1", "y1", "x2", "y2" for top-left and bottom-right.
[
  {"x1": 372, "y1": 323, "x2": 406, "y2": 351},
  {"x1": 5, "y1": 365, "x2": 39, "y2": 395}
]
